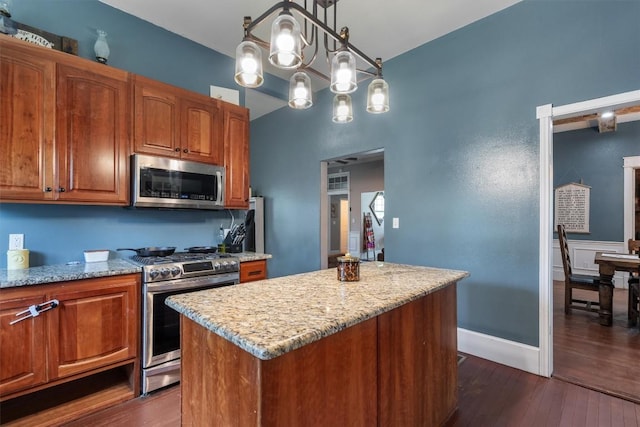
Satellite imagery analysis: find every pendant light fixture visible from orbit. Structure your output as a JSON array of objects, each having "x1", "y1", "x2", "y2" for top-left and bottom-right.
[
  {"x1": 289, "y1": 71, "x2": 313, "y2": 109},
  {"x1": 234, "y1": 0, "x2": 390, "y2": 122},
  {"x1": 332, "y1": 94, "x2": 353, "y2": 123}
]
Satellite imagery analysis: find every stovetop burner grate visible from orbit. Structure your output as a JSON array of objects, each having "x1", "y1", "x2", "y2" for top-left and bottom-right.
[{"x1": 131, "y1": 252, "x2": 233, "y2": 266}]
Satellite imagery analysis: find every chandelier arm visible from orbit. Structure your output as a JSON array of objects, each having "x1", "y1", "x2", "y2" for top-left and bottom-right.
[{"x1": 285, "y1": 3, "x2": 382, "y2": 74}]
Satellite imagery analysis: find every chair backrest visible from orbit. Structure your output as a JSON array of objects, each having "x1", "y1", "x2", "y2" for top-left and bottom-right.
[
  {"x1": 557, "y1": 224, "x2": 573, "y2": 280},
  {"x1": 629, "y1": 239, "x2": 640, "y2": 255}
]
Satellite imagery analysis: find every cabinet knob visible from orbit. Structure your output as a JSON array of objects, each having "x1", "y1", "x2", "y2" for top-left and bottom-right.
[
  {"x1": 183, "y1": 148, "x2": 188, "y2": 153},
  {"x1": 175, "y1": 147, "x2": 180, "y2": 152},
  {"x1": 44, "y1": 187, "x2": 53, "y2": 192},
  {"x1": 58, "y1": 187, "x2": 66, "y2": 193}
]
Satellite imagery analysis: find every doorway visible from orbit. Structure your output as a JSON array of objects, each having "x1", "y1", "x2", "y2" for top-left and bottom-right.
[
  {"x1": 320, "y1": 149, "x2": 385, "y2": 269},
  {"x1": 537, "y1": 89, "x2": 640, "y2": 379}
]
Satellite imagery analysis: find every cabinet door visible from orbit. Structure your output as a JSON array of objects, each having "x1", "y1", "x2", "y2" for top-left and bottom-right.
[
  {"x1": 180, "y1": 95, "x2": 223, "y2": 165},
  {"x1": 48, "y1": 275, "x2": 139, "y2": 380},
  {"x1": 0, "y1": 40, "x2": 55, "y2": 201},
  {"x1": 56, "y1": 63, "x2": 130, "y2": 204},
  {"x1": 223, "y1": 103, "x2": 250, "y2": 209},
  {"x1": 0, "y1": 291, "x2": 48, "y2": 397},
  {"x1": 133, "y1": 76, "x2": 180, "y2": 157}
]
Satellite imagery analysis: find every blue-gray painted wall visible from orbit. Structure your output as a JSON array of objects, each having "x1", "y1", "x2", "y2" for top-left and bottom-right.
[
  {"x1": 554, "y1": 122, "x2": 640, "y2": 241},
  {"x1": 1, "y1": 1, "x2": 639, "y2": 347}
]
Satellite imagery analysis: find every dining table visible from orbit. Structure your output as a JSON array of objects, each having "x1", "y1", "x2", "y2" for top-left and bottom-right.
[{"x1": 593, "y1": 251, "x2": 640, "y2": 326}]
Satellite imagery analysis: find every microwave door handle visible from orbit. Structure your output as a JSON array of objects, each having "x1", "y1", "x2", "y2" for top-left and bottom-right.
[{"x1": 217, "y1": 170, "x2": 223, "y2": 203}]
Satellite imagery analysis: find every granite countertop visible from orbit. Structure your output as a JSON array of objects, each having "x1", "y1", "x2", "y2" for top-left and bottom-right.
[
  {"x1": 0, "y1": 259, "x2": 141, "y2": 289},
  {"x1": 235, "y1": 252, "x2": 272, "y2": 262},
  {"x1": 166, "y1": 262, "x2": 469, "y2": 361}
]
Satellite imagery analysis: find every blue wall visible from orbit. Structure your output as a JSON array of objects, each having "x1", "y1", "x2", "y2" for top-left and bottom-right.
[
  {"x1": 554, "y1": 121, "x2": 640, "y2": 241},
  {"x1": 250, "y1": 1, "x2": 640, "y2": 346},
  {"x1": 2, "y1": 1, "x2": 639, "y2": 347}
]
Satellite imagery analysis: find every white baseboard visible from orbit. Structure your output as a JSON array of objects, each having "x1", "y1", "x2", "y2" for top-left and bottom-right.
[{"x1": 457, "y1": 328, "x2": 541, "y2": 376}]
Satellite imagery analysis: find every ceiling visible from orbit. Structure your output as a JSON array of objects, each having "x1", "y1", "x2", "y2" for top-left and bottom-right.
[{"x1": 100, "y1": 0, "x2": 521, "y2": 119}]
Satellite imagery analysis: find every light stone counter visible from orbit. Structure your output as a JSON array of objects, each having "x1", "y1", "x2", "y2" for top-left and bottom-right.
[
  {"x1": 166, "y1": 262, "x2": 468, "y2": 360},
  {"x1": 0, "y1": 259, "x2": 141, "y2": 288},
  {"x1": 234, "y1": 252, "x2": 272, "y2": 262}
]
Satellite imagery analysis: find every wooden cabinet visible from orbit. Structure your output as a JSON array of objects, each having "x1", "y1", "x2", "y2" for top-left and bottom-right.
[
  {"x1": 133, "y1": 75, "x2": 223, "y2": 165},
  {"x1": 0, "y1": 274, "x2": 140, "y2": 426},
  {"x1": 223, "y1": 103, "x2": 250, "y2": 209},
  {"x1": 240, "y1": 260, "x2": 267, "y2": 283},
  {"x1": 0, "y1": 37, "x2": 130, "y2": 205}
]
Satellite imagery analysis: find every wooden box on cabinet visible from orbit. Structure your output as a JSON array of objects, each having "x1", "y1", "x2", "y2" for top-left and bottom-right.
[
  {"x1": 223, "y1": 102, "x2": 250, "y2": 209},
  {"x1": 240, "y1": 260, "x2": 267, "y2": 283},
  {"x1": 0, "y1": 36, "x2": 129, "y2": 205},
  {"x1": 133, "y1": 75, "x2": 223, "y2": 165},
  {"x1": 0, "y1": 274, "x2": 140, "y2": 426}
]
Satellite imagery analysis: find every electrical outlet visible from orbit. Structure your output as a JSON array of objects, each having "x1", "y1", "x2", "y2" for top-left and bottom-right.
[{"x1": 9, "y1": 234, "x2": 24, "y2": 250}]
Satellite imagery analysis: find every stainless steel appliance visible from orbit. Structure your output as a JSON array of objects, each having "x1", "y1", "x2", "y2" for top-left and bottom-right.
[
  {"x1": 131, "y1": 154, "x2": 225, "y2": 210},
  {"x1": 132, "y1": 251, "x2": 240, "y2": 394}
]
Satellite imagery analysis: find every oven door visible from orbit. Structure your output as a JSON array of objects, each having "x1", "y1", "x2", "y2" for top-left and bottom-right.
[{"x1": 142, "y1": 273, "x2": 238, "y2": 369}]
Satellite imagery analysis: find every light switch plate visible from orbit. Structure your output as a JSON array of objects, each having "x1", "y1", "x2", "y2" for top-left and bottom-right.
[
  {"x1": 392, "y1": 218, "x2": 399, "y2": 229},
  {"x1": 9, "y1": 234, "x2": 24, "y2": 250}
]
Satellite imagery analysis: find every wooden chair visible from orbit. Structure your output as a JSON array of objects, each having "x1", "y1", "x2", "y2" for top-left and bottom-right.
[
  {"x1": 557, "y1": 224, "x2": 601, "y2": 314},
  {"x1": 628, "y1": 239, "x2": 640, "y2": 327}
]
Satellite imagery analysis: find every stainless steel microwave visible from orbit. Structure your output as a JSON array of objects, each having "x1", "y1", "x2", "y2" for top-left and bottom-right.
[{"x1": 131, "y1": 154, "x2": 225, "y2": 210}]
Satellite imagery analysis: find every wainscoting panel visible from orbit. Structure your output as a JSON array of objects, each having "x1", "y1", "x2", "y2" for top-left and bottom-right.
[{"x1": 553, "y1": 239, "x2": 628, "y2": 287}]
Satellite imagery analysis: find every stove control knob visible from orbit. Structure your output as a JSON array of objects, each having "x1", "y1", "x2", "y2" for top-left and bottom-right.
[
  {"x1": 149, "y1": 269, "x2": 160, "y2": 279},
  {"x1": 214, "y1": 263, "x2": 221, "y2": 271},
  {"x1": 160, "y1": 268, "x2": 170, "y2": 277},
  {"x1": 170, "y1": 267, "x2": 181, "y2": 277}
]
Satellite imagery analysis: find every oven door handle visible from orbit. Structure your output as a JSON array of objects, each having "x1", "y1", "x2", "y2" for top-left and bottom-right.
[{"x1": 144, "y1": 273, "x2": 239, "y2": 292}]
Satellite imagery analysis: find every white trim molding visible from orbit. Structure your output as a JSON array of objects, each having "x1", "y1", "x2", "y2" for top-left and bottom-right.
[
  {"x1": 537, "y1": 89, "x2": 640, "y2": 379},
  {"x1": 623, "y1": 156, "x2": 640, "y2": 244},
  {"x1": 552, "y1": 239, "x2": 627, "y2": 286},
  {"x1": 458, "y1": 328, "x2": 540, "y2": 375}
]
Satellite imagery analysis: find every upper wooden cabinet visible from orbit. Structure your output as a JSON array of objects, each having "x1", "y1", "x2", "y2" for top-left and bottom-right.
[
  {"x1": 223, "y1": 102, "x2": 250, "y2": 209},
  {"x1": 133, "y1": 75, "x2": 223, "y2": 165},
  {"x1": 0, "y1": 37, "x2": 130, "y2": 205}
]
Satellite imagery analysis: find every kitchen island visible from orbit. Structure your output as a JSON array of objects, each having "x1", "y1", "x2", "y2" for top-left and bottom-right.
[{"x1": 167, "y1": 262, "x2": 468, "y2": 426}]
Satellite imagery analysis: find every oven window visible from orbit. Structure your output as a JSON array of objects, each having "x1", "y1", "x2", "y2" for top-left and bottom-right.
[{"x1": 150, "y1": 282, "x2": 235, "y2": 357}]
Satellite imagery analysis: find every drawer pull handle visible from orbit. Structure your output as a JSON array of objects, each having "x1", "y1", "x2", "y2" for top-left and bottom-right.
[
  {"x1": 10, "y1": 299, "x2": 59, "y2": 325},
  {"x1": 248, "y1": 270, "x2": 262, "y2": 276}
]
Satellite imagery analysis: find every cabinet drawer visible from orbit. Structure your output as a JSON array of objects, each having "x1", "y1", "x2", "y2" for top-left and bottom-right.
[{"x1": 240, "y1": 260, "x2": 267, "y2": 283}]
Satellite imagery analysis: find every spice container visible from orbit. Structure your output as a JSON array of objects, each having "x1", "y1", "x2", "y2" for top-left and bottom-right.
[{"x1": 337, "y1": 254, "x2": 360, "y2": 282}]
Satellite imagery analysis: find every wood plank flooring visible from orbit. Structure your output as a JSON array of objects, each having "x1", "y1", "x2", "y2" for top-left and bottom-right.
[{"x1": 553, "y1": 280, "x2": 640, "y2": 403}]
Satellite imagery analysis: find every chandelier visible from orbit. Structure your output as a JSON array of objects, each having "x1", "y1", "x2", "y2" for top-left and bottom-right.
[{"x1": 234, "y1": 0, "x2": 390, "y2": 123}]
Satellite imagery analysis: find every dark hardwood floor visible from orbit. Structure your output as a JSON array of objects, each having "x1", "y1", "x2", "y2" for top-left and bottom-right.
[
  {"x1": 553, "y1": 280, "x2": 640, "y2": 403},
  {"x1": 65, "y1": 281, "x2": 640, "y2": 426}
]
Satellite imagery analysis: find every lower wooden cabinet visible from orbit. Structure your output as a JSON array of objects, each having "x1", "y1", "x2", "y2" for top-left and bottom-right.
[
  {"x1": 240, "y1": 260, "x2": 267, "y2": 283},
  {"x1": 0, "y1": 274, "x2": 140, "y2": 426}
]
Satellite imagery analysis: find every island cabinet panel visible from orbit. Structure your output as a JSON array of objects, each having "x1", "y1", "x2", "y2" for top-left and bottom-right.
[
  {"x1": 377, "y1": 283, "x2": 458, "y2": 427},
  {"x1": 0, "y1": 291, "x2": 48, "y2": 396},
  {"x1": 223, "y1": 103, "x2": 250, "y2": 209},
  {"x1": 181, "y1": 316, "x2": 378, "y2": 427},
  {"x1": 133, "y1": 75, "x2": 223, "y2": 165}
]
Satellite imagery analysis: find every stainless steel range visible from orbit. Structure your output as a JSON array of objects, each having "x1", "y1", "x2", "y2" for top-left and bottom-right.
[{"x1": 133, "y1": 251, "x2": 240, "y2": 395}]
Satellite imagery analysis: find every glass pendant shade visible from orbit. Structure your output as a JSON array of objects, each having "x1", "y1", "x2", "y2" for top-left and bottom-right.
[
  {"x1": 366, "y1": 78, "x2": 390, "y2": 113},
  {"x1": 288, "y1": 72, "x2": 312, "y2": 109},
  {"x1": 94, "y1": 30, "x2": 110, "y2": 64},
  {"x1": 234, "y1": 40, "x2": 264, "y2": 88},
  {"x1": 269, "y1": 12, "x2": 302, "y2": 69},
  {"x1": 332, "y1": 94, "x2": 353, "y2": 123},
  {"x1": 330, "y1": 50, "x2": 357, "y2": 94}
]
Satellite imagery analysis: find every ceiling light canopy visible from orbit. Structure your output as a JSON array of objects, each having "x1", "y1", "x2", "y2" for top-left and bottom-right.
[{"x1": 234, "y1": 0, "x2": 389, "y2": 123}]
